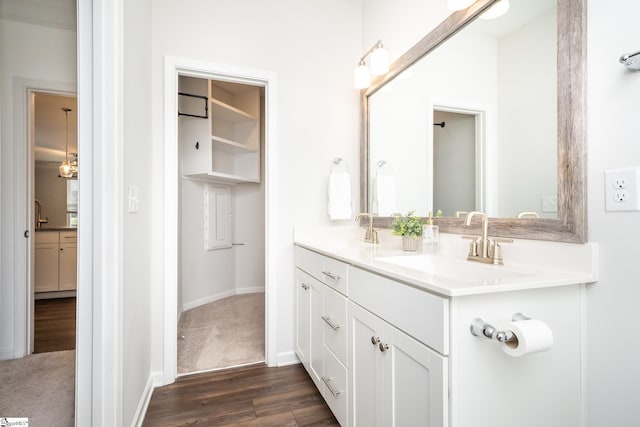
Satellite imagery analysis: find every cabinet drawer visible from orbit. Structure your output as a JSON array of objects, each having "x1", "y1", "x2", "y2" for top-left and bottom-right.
[
  {"x1": 59, "y1": 231, "x2": 77, "y2": 243},
  {"x1": 35, "y1": 231, "x2": 59, "y2": 244},
  {"x1": 295, "y1": 246, "x2": 349, "y2": 295},
  {"x1": 350, "y1": 266, "x2": 449, "y2": 355},
  {"x1": 322, "y1": 347, "x2": 348, "y2": 427},
  {"x1": 323, "y1": 286, "x2": 348, "y2": 366}
]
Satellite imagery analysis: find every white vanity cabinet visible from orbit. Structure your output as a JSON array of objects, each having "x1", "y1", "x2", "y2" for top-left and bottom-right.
[
  {"x1": 294, "y1": 240, "x2": 586, "y2": 427},
  {"x1": 295, "y1": 246, "x2": 349, "y2": 426},
  {"x1": 348, "y1": 268, "x2": 448, "y2": 427}
]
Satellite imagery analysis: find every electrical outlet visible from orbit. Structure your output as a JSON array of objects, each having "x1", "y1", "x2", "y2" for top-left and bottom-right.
[{"x1": 605, "y1": 167, "x2": 640, "y2": 211}]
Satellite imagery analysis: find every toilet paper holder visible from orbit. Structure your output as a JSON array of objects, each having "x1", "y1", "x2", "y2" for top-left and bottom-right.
[{"x1": 470, "y1": 313, "x2": 530, "y2": 343}]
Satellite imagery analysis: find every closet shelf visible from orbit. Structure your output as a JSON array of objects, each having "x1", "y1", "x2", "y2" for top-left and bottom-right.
[
  {"x1": 211, "y1": 135, "x2": 258, "y2": 154},
  {"x1": 185, "y1": 171, "x2": 260, "y2": 184},
  {"x1": 210, "y1": 97, "x2": 256, "y2": 123}
]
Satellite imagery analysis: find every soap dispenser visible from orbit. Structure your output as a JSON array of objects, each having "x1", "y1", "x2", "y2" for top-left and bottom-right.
[{"x1": 422, "y1": 211, "x2": 439, "y2": 253}]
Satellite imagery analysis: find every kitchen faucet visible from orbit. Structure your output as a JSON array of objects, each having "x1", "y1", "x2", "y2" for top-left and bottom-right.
[{"x1": 34, "y1": 199, "x2": 48, "y2": 229}]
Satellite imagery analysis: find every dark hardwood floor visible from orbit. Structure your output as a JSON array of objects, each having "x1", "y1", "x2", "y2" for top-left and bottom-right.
[
  {"x1": 34, "y1": 297, "x2": 76, "y2": 353},
  {"x1": 143, "y1": 363, "x2": 340, "y2": 426}
]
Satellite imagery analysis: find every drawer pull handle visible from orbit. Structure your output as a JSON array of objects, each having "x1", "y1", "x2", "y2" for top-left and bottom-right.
[
  {"x1": 379, "y1": 342, "x2": 389, "y2": 353},
  {"x1": 322, "y1": 270, "x2": 340, "y2": 281},
  {"x1": 321, "y1": 316, "x2": 341, "y2": 331},
  {"x1": 371, "y1": 336, "x2": 380, "y2": 346},
  {"x1": 321, "y1": 376, "x2": 342, "y2": 397},
  {"x1": 301, "y1": 283, "x2": 309, "y2": 290}
]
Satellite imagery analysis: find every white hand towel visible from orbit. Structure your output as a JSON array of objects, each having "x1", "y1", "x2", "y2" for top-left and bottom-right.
[
  {"x1": 328, "y1": 171, "x2": 352, "y2": 220},
  {"x1": 375, "y1": 175, "x2": 397, "y2": 216}
]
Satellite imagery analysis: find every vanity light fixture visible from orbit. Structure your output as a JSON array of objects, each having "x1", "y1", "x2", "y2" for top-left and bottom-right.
[
  {"x1": 480, "y1": 0, "x2": 510, "y2": 19},
  {"x1": 58, "y1": 107, "x2": 74, "y2": 178},
  {"x1": 354, "y1": 40, "x2": 390, "y2": 89},
  {"x1": 447, "y1": 0, "x2": 475, "y2": 11}
]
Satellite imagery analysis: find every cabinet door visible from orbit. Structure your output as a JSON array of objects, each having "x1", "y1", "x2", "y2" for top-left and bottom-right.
[
  {"x1": 295, "y1": 269, "x2": 311, "y2": 368},
  {"x1": 382, "y1": 325, "x2": 448, "y2": 427},
  {"x1": 58, "y1": 242, "x2": 77, "y2": 291},
  {"x1": 308, "y1": 276, "x2": 324, "y2": 391},
  {"x1": 348, "y1": 302, "x2": 384, "y2": 427},
  {"x1": 35, "y1": 243, "x2": 59, "y2": 292}
]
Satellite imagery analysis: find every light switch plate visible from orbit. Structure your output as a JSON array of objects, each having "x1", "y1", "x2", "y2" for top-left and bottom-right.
[{"x1": 605, "y1": 167, "x2": 640, "y2": 212}]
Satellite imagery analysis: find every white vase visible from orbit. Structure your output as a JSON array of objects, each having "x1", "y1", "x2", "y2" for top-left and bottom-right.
[{"x1": 402, "y1": 236, "x2": 419, "y2": 251}]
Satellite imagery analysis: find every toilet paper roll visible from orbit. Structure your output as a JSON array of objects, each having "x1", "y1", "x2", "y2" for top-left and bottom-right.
[{"x1": 500, "y1": 319, "x2": 554, "y2": 357}]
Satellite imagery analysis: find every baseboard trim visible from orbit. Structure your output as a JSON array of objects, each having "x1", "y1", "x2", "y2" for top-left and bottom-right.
[
  {"x1": 276, "y1": 351, "x2": 300, "y2": 367},
  {"x1": 130, "y1": 372, "x2": 159, "y2": 427},
  {"x1": 0, "y1": 347, "x2": 15, "y2": 361},
  {"x1": 182, "y1": 288, "x2": 265, "y2": 312}
]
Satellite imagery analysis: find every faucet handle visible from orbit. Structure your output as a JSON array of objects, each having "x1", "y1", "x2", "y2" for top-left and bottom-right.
[
  {"x1": 461, "y1": 235, "x2": 480, "y2": 257},
  {"x1": 488, "y1": 237, "x2": 513, "y2": 265}
]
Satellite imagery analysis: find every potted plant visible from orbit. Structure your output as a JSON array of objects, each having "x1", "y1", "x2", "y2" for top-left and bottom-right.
[{"x1": 391, "y1": 211, "x2": 423, "y2": 251}]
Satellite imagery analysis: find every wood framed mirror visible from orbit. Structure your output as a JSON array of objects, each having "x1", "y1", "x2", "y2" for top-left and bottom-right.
[{"x1": 360, "y1": 0, "x2": 586, "y2": 243}]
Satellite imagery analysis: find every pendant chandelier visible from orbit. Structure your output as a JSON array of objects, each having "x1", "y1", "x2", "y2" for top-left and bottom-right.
[{"x1": 58, "y1": 107, "x2": 76, "y2": 178}]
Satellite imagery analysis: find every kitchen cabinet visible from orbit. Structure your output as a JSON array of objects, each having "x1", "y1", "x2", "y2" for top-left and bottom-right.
[
  {"x1": 179, "y1": 76, "x2": 261, "y2": 184},
  {"x1": 35, "y1": 230, "x2": 77, "y2": 293}
]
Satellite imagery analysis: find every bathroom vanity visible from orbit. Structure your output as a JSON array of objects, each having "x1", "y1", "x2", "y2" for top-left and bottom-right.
[{"x1": 294, "y1": 227, "x2": 597, "y2": 427}]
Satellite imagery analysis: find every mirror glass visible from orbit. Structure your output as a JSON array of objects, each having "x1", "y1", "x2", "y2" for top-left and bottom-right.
[
  {"x1": 368, "y1": 0, "x2": 557, "y2": 219},
  {"x1": 361, "y1": 0, "x2": 587, "y2": 243}
]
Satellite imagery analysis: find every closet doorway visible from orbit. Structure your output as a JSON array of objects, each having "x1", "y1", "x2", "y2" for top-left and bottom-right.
[{"x1": 176, "y1": 75, "x2": 266, "y2": 375}]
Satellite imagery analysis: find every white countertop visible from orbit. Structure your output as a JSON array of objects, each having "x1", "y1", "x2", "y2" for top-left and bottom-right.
[{"x1": 294, "y1": 226, "x2": 598, "y2": 297}]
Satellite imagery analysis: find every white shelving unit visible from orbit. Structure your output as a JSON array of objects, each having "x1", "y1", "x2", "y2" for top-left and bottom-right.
[{"x1": 179, "y1": 76, "x2": 261, "y2": 184}]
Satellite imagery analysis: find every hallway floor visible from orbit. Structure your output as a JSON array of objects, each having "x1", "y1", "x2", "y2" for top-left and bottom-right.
[
  {"x1": 34, "y1": 296, "x2": 76, "y2": 353},
  {"x1": 143, "y1": 363, "x2": 339, "y2": 426}
]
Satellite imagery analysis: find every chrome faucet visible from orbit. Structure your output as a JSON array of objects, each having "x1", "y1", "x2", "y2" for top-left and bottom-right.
[
  {"x1": 463, "y1": 211, "x2": 512, "y2": 265},
  {"x1": 34, "y1": 199, "x2": 48, "y2": 229},
  {"x1": 355, "y1": 213, "x2": 379, "y2": 244}
]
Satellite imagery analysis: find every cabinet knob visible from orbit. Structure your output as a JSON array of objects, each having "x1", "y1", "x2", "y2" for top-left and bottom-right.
[
  {"x1": 371, "y1": 336, "x2": 380, "y2": 346},
  {"x1": 301, "y1": 283, "x2": 309, "y2": 290},
  {"x1": 379, "y1": 342, "x2": 389, "y2": 353}
]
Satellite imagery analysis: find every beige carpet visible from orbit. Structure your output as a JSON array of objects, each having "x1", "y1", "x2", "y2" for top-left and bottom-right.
[
  {"x1": 0, "y1": 350, "x2": 75, "y2": 426},
  {"x1": 178, "y1": 293, "x2": 265, "y2": 374}
]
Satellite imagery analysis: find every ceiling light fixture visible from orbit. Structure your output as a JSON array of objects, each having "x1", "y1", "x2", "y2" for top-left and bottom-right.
[
  {"x1": 447, "y1": 0, "x2": 475, "y2": 11},
  {"x1": 480, "y1": 0, "x2": 510, "y2": 19},
  {"x1": 59, "y1": 107, "x2": 74, "y2": 178},
  {"x1": 354, "y1": 40, "x2": 390, "y2": 89}
]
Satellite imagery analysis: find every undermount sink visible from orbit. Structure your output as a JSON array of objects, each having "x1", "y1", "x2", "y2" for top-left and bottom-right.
[{"x1": 374, "y1": 254, "x2": 533, "y2": 284}]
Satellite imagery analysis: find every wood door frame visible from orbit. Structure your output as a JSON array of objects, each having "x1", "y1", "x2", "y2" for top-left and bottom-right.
[{"x1": 163, "y1": 56, "x2": 278, "y2": 384}]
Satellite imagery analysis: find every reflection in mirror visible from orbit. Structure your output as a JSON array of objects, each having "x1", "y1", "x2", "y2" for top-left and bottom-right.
[
  {"x1": 361, "y1": 0, "x2": 587, "y2": 243},
  {"x1": 368, "y1": 0, "x2": 557, "y2": 219}
]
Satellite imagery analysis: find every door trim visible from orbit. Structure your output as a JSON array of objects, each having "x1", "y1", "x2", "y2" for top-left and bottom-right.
[{"x1": 163, "y1": 56, "x2": 278, "y2": 384}]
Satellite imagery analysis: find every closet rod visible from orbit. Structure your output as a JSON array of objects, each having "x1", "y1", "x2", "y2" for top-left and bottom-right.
[{"x1": 177, "y1": 92, "x2": 209, "y2": 119}]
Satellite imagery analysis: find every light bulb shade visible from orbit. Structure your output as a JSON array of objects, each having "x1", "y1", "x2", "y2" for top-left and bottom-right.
[
  {"x1": 59, "y1": 161, "x2": 73, "y2": 178},
  {"x1": 447, "y1": 0, "x2": 475, "y2": 11},
  {"x1": 354, "y1": 64, "x2": 371, "y2": 89},
  {"x1": 480, "y1": 0, "x2": 510, "y2": 19},
  {"x1": 370, "y1": 47, "x2": 389, "y2": 76}
]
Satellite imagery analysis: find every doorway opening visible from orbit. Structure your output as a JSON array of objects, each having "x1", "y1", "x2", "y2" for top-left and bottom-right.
[
  {"x1": 163, "y1": 58, "x2": 278, "y2": 381},
  {"x1": 30, "y1": 92, "x2": 78, "y2": 355},
  {"x1": 431, "y1": 103, "x2": 488, "y2": 217}
]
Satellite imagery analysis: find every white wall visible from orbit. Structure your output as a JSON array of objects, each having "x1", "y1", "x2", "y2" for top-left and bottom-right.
[
  {"x1": 497, "y1": 8, "x2": 557, "y2": 218},
  {"x1": 150, "y1": 0, "x2": 362, "y2": 370},
  {"x1": 0, "y1": 17, "x2": 76, "y2": 359},
  {"x1": 586, "y1": 0, "x2": 640, "y2": 424},
  {"x1": 122, "y1": 0, "x2": 153, "y2": 424}
]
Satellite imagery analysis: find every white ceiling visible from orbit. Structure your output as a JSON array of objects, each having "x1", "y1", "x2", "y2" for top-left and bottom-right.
[{"x1": 34, "y1": 93, "x2": 77, "y2": 162}]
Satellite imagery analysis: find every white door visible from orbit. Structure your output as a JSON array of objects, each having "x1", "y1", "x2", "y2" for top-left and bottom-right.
[
  {"x1": 294, "y1": 269, "x2": 311, "y2": 368},
  {"x1": 383, "y1": 324, "x2": 448, "y2": 427},
  {"x1": 308, "y1": 276, "x2": 324, "y2": 390},
  {"x1": 349, "y1": 302, "x2": 384, "y2": 427}
]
